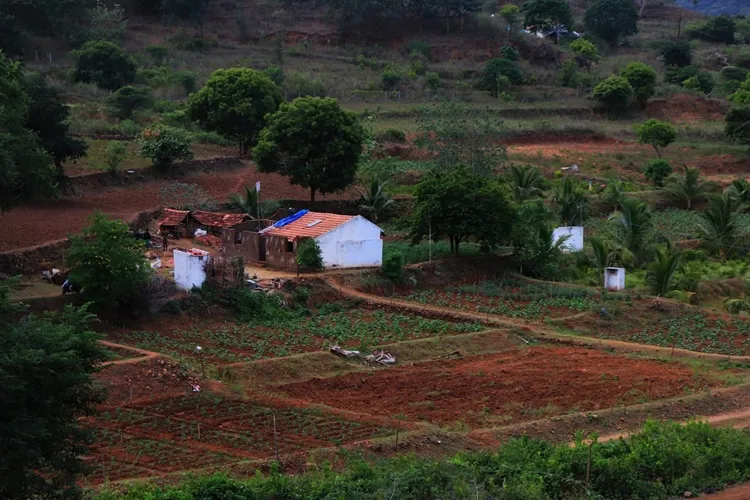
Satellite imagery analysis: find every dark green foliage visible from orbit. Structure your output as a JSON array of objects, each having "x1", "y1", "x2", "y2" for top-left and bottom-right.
[
  {"x1": 553, "y1": 177, "x2": 589, "y2": 225},
  {"x1": 68, "y1": 212, "x2": 152, "y2": 312},
  {"x1": 0, "y1": 12, "x2": 25, "y2": 58},
  {"x1": 501, "y1": 45, "x2": 520, "y2": 61},
  {"x1": 162, "y1": 0, "x2": 212, "y2": 37},
  {"x1": 0, "y1": 54, "x2": 58, "y2": 211},
  {"x1": 411, "y1": 166, "x2": 516, "y2": 255},
  {"x1": 72, "y1": 40, "x2": 137, "y2": 91},
  {"x1": 146, "y1": 44, "x2": 170, "y2": 65},
  {"x1": 635, "y1": 119, "x2": 677, "y2": 158},
  {"x1": 482, "y1": 58, "x2": 522, "y2": 92},
  {"x1": 621, "y1": 61, "x2": 657, "y2": 106},
  {"x1": 255, "y1": 97, "x2": 363, "y2": 203},
  {"x1": 382, "y1": 251, "x2": 405, "y2": 282},
  {"x1": 661, "y1": 41, "x2": 692, "y2": 68},
  {"x1": 647, "y1": 245, "x2": 684, "y2": 295},
  {"x1": 643, "y1": 158, "x2": 673, "y2": 186},
  {"x1": 610, "y1": 197, "x2": 653, "y2": 263},
  {"x1": 108, "y1": 85, "x2": 153, "y2": 120},
  {"x1": 522, "y1": 0, "x2": 573, "y2": 34},
  {"x1": 186, "y1": 67, "x2": 282, "y2": 154},
  {"x1": 297, "y1": 239, "x2": 324, "y2": 270},
  {"x1": 584, "y1": 0, "x2": 638, "y2": 46},
  {"x1": 381, "y1": 67, "x2": 402, "y2": 90},
  {"x1": 22, "y1": 71, "x2": 87, "y2": 178},
  {"x1": 699, "y1": 193, "x2": 743, "y2": 257},
  {"x1": 689, "y1": 15, "x2": 737, "y2": 44},
  {"x1": 264, "y1": 65, "x2": 284, "y2": 86},
  {"x1": 721, "y1": 65, "x2": 749, "y2": 82},
  {"x1": 2, "y1": 0, "x2": 90, "y2": 46},
  {"x1": 664, "y1": 65, "x2": 715, "y2": 94},
  {"x1": 408, "y1": 40, "x2": 431, "y2": 59},
  {"x1": 725, "y1": 106, "x2": 750, "y2": 144},
  {"x1": 0, "y1": 279, "x2": 107, "y2": 500},
  {"x1": 137, "y1": 124, "x2": 194, "y2": 168},
  {"x1": 592, "y1": 75, "x2": 633, "y2": 113}
]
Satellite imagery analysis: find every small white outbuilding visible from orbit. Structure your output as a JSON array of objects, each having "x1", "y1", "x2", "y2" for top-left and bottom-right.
[
  {"x1": 552, "y1": 226, "x2": 584, "y2": 253},
  {"x1": 262, "y1": 211, "x2": 383, "y2": 269},
  {"x1": 604, "y1": 267, "x2": 626, "y2": 291},
  {"x1": 173, "y1": 248, "x2": 210, "y2": 291}
]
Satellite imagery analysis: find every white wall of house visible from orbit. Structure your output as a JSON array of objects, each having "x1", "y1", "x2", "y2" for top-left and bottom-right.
[
  {"x1": 173, "y1": 248, "x2": 210, "y2": 290},
  {"x1": 315, "y1": 216, "x2": 383, "y2": 268},
  {"x1": 553, "y1": 226, "x2": 584, "y2": 253}
]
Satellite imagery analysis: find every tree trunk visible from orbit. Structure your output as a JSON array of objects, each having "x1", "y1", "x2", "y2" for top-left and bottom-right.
[
  {"x1": 654, "y1": 145, "x2": 661, "y2": 158},
  {"x1": 310, "y1": 188, "x2": 316, "y2": 205}
]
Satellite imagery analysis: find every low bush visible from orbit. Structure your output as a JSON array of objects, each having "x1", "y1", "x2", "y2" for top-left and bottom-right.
[
  {"x1": 297, "y1": 239, "x2": 324, "y2": 270},
  {"x1": 137, "y1": 124, "x2": 193, "y2": 168},
  {"x1": 382, "y1": 251, "x2": 405, "y2": 282}
]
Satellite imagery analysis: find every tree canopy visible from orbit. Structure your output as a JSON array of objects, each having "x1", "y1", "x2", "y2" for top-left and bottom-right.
[
  {"x1": 410, "y1": 166, "x2": 515, "y2": 255},
  {"x1": 72, "y1": 40, "x2": 137, "y2": 91},
  {"x1": 622, "y1": 62, "x2": 657, "y2": 107},
  {"x1": 254, "y1": 97, "x2": 364, "y2": 203},
  {"x1": 0, "y1": 280, "x2": 106, "y2": 499},
  {"x1": 725, "y1": 106, "x2": 750, "y2": 144},
  {"x1": 635, "y1": 119, "x2": 677, "y2": 158},
  {"x1": 186, "y1": 67, "x2": 283, "y2": 154},
  {"x1": 584, "y1": 0, "x2": 638, "y2": 46},
  {"x1": 523, "y1": 0, "x2": 573, "y2": 34}
]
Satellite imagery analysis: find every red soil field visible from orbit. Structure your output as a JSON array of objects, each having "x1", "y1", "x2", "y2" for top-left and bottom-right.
[
  {"x1": 280, "y1": 346, "x2": 713, "y2": 427},
  {"x1": 0, "y1": 165, "x2": 352, "y2": 252}
]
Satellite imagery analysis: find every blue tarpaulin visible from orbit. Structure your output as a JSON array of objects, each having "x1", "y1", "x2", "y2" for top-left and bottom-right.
[{"x1": 273, "y1": 209, "x2": 308, "y2": 228}]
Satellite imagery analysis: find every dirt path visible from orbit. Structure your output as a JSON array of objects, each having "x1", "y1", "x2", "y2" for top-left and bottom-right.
[
  {"x1": 704, "y1": 483, "x2": 750, "y2": 499},
  {"x1": 98, "y1": 340, "x2": 160, "y2": 366},
  {"x1": 324, "y1": 279, "x2": 750, "y2": 363}
]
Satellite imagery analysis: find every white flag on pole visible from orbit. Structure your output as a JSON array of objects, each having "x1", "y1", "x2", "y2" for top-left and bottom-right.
[{"x1": 255, "y1": 181, "x2": 261, "y2": 193}]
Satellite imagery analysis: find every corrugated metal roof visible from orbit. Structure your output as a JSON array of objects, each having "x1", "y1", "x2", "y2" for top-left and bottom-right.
[
  {"x1": 263, "y1": 212, "x2": 355, "y2": 240},
  {"x1": 157, "y1": 208, "x2": 190, "y2": 227},
  {"x1": 191, "y1": 210, "x2": 248, "y2": 228}
]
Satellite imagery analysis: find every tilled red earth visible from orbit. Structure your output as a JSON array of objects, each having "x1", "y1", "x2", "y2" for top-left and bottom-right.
[
  {"x1": 0, "y1": 165, "x2": 351, "y2": 251},
  {"x1": 280, "y1": 346, "x2": 714, "y2": 427}
]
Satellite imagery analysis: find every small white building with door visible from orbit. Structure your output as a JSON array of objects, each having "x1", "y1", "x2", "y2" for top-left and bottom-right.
[
  {"x1": 604, "y1": 267, "x2": 626, "y2": 291},
  {"x1": 173, "y1": 248, "x2": 211, "y2": 290}
]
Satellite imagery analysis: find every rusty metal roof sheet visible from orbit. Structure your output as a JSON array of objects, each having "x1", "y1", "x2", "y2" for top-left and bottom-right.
[
  {"x1": 263, "y1": 211, "x2": 355, "y2": 240},
  {"x1": 190, "y1": 210, "x2": 248, "y2": 228},
  {"x1": 157, "y1": 208, "x2": 190, "y2": 227}
]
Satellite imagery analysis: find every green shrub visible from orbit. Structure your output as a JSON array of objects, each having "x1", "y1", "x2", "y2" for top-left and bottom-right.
[
  {"x1": 482, "y1": 58, "x2": 522, "y2": 92},
  {"x1": 665, "y1": 65, "x2": 698, "y2": 85},
  {"x1": 264, "y1": 65, "x2": 284, "y2": 86},
  {"x1": 108, "y1": 85, "x2": 152, "y2": 120},
  {"x1": 146, "y1": 44, "x2": 169, "y2": 66},
  {"x1": 381, "y1": 67, "x2": 402, "y2": 90},
  {"x1": 635, "y1": 119, "x2": 676, "y2": 158},
  {"x1": 592, "y1": 75, "x2": 633, "y2": 113},
  {"x1": 501, "y1": 45, "x2": 520, "y2": 61},
  {"x1": 407, "y1": 40, "x2": 431, "y2": 60},
  {"x1": 292, "y1": 286, "x2": 310, "y2": 304},
  {"x1": 643, "y1": 158, "x2": 673, "y2": 186},
  {"x1": 382, "y1": 251, "x2": 405, "y2": 282},
  {"x1": 425, "y1": 71, "x2": 441, "y2": 89},
  {"x1": 720, "y1": 66, "x2": 748, "y2": 82},
  {"x1": 137, "y1": 124, "x2": 193, "y2": 168},
  {"x1": 683, "y1": 72, "x2": 715, "y2": 94},
  {"x1": 170, "y1": 32, "x2": 217, "y2": 52},
  {"x1": 72, "y1": 40, "x2": 137, "y2": 91},
  {"x1": 661, "y1": 40, "x2": 692, "y2": 68},
  {"x1": 380, "y1": 128, "x2": 406, "y2": 142},
  {"x1": 725, "y1": 106, "x2": 750, "y2": 144},
  {"x1": 176, "y1": 71, "x2": 197, "y2": 94},
  {"x1": 285, "y1": 71, "x2": 327, "y2": 97},
  {"x1": 296, "y1": 239, "x2": 324, "y2": 270},
  {"x1": 688, "y1": 15, "x2": 736, "y2": 45},
  {"x1": 106, "y1": 141, "x2": 127, "y2": 175},
  {"x1": 621, "y1": 61, "x2": 657, "y2": 106}
]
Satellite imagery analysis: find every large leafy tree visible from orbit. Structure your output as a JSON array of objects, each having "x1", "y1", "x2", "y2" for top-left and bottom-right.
[
  {"x1": 622, "y1": 62, "x2": 657, "y2": 107},
  {"x1": 0, "y1": 53, "x2": 57, "y2": 211},
  {"x1": 416, "y1": 102, "x2": 507, "y2": 175},
  {"x1": 67, "y1": 212, "x2": 151, "y2": 312},
  {"x1": 522, "y1": 0, "x2": 573, "y2": 43},
  {"x1": 411, "y1": 166, "x2": 515, "y2": 255},
  {"x1": 186, "y1": 68, "x2": 282, "y2": 154},
  {"x1": 254, "y1": 97, "x2": 364, "y2": 203},
  {"x1": 635, "y1": 119, "x2": 677, "y2": 158},
  {"x1": 584, "y1": 0, "x2": 638, "y2": 46},
  {"x1": 23, "y1": 72, "x2": 87, "y2": 180},
  {"x1": 664, "y1": 166, "x2": 716, "y2": 210},
  {"x1": 72, "y1": 41, "x2": 137, "y2": 91},
  {"x1": 0, "y1": 280, "x2": 106, "y2": 499}
]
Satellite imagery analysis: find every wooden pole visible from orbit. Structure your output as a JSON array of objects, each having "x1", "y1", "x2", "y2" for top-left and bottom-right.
[
  {"x1": 273, "y1": 413, "x2": 280, "y2": 462},
  {"x1": 585, "y1": 441, "x2": 593, "y2": 491}
]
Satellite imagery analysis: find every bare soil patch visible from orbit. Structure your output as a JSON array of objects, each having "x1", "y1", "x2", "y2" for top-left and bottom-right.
[
  {"x1": 279, "y1": 346, "x2": 717, "y2": 428},
  {"x1": 647, "y1": 94, "x2": 728, "y2": 123}
]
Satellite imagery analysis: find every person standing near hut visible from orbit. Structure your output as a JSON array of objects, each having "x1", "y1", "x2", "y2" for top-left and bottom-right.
[{"x1": 160, "y1": 228, "x2": 169, "y2": 253}]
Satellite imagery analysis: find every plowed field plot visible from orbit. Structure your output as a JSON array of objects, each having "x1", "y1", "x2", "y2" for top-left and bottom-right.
[
  {"x1": 557, "y1": 310, "x2": 750, "y2": 356},
  {"x1": 401, "y1": 277, "x2": 626, "y2": 320},
  {"x1": 280, "y1": 346, "x2": 722, "y2": 428},
  {"x1": 110, "y1": 309, "x2": 484, "y2": 365},
  {"x1": 83, "y1": 392, "x2": 394, "y2": 484}
]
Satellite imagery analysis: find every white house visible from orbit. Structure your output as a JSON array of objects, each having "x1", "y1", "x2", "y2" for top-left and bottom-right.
[
  {"x1": 262, "y1": 211, "x2": 383, "y2": 269},
  {"x1": 173, "y1": 248, "x2": 210, "y2": 290},
  {"x1": 552, "y1": 226, "x2": 584, "y2": 253}
]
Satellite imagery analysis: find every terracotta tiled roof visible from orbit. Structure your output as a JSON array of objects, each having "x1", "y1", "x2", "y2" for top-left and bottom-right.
[
  {"x1": 191, "y1": 210, "x2": 248, "y2": 228},
  {"x1": 264, "y1": 212, "x2": 355, "y2": 240},
  {"x1": 157, "y1": 208, "x2": 190, "y2": 227}
]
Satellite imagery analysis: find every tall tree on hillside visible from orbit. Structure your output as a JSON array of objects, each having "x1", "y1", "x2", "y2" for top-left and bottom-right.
[
  {"x1": 22, "y1": 72, "x2": 87, "y2": 181},
  {"x1": 187, "y1": 68, "x2": 282, "y2": 154},
  {"x1": 0, "y1": 53, "x2": 58, "y2": 211},
  {"x1": 0, "y1": 280, "x2": 107, "y2": 499},
  {"x1": 635, "y1": 119, "x2": 677, "y2": 158},
  {"x1": 584, "y1": 0, "x2": 638, "y2": 46},
  {"x1": 411, "y1": 166, "x2": 516, "y2": 255},
  {"x1": 664, "y1": 166, "x2": 716, "y2": 209},
  {"x1": 254, "y1": 97, "x2": 364, "y2": 203},
  {"x1": 522, "y1": 0, "x2": 573, "y2": 43}
]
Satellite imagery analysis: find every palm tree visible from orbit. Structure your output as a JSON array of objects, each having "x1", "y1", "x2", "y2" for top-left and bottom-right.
[
  {"x1": 589, "y1": 236, "x2": 617, "y2": 275},
  {"x1": 356, "y1": 178, "x2": 394, "y2": 223},
  {"x1": 698, "y1": 193, "x2": 743, "y2": 258},
  {"x1": 601, "y1": 179, "x2": 625, "y2": 213},
  {"x1": 518, "y1": 222, "x2": 570, "y2": 278},
  {"x1": 725, "y1": 178, "x2": 750, "y2": 205},
  {"x1": 506, "y1": 164, "x2": 544, "y2": 203},
  {"x1": 609, "y1": 197, "x2": 653, "y2": 262},
  {"x1": 229, "y1": 186, "x2": 280, "y2": 226},
  {"x1": 664, "y1": 166, "x2": 716, "y2": 209},
  {"x1": 646, "y1": 245, "x2": 684, "y2": 296},
  {"x1": 553, "y1": 177, "x2": 589, "y2": 225}
]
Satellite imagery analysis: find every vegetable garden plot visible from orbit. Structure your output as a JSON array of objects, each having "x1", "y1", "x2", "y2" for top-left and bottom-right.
[
  {"x1": 84, "y1": 392, "x2": 395, "y2": 484},
  {"x1": 280, "y1": 346, "x2": 721, "y2": 428},
  {"x1": 111, "y1": 310, "x2": 484, "y2": 365}
]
